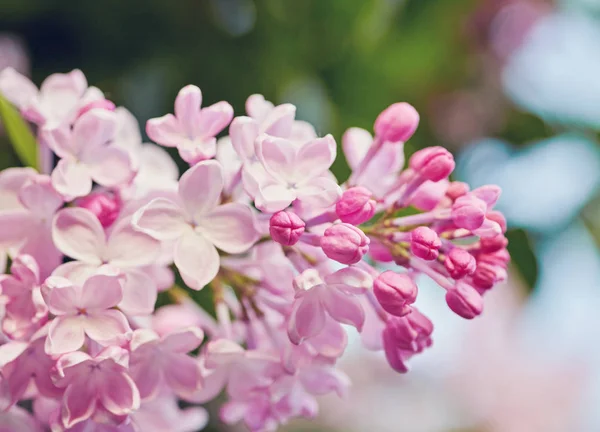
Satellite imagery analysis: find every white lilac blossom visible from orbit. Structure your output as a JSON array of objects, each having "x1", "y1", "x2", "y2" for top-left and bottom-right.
[{"x1": 0, "y1": 69, "x2": 509, "y2": 432}]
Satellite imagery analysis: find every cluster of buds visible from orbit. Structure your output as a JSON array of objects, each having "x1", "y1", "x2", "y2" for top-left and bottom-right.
[{"x1": 0, "y1": 67, "x2": 509, "y2": 432}]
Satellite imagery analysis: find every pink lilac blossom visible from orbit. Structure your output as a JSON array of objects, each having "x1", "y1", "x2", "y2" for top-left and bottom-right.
[{"x1": 0, "y1": 71, "x2": 509, "y2": 432}]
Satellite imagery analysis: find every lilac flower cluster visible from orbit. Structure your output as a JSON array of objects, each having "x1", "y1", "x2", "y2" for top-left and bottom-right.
[{"x1": 0, "y1": 68, "x2": 509, "y2": 432}]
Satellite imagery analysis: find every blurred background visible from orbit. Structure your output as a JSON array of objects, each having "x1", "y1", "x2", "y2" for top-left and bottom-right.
[{"x1": 2, "y1": 0, "x2": 600, "y2": 431}]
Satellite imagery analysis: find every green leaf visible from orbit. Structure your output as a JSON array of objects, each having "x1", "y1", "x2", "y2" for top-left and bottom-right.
[
  {"x1": 0, "y1": 93, "x2": 38, "y2": 170},
  {"x1": 506, "y1": 228, "x2": 538, "y2": 294}
]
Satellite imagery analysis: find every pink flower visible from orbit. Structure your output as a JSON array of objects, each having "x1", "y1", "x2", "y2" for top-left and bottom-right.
[
  {"x1": 0, "y1": 67, "x2": 103, "y2": 128},
  {"x1": 269, "y1": 211, "x2": 305, "y2": 246},
  {"x1": 409, "y1": 146, "x2": 455, "y2": 182},
  {"x1": 372, "y1": 271, "x2": 417, "y2": 317},
  {"x1": 410, "y1": 226, "x2": 442, "y2": 261},
  {"x1": 335, "y1": 186, "x2": 376, "y2": 225},
  {"x1": 444, "y1": 248, "x2": 477, "y2": 279},
  {"x1": 0, "y1": 336, "x2": 62, "y2": 408},
  {"x1": 320, "y1": 223, "x2": 370, "y2": 265},
  {"x1": 129, "y1": 327, "x2": 204, "y2": 400},
  {"x1": 373, "y1": 102, "x2": 420, "y2": 143},
  {"x1": 41, "y1": 110, "x2": 134, "y2": 199},
  {"x1": 132, "y1": 160, "x2": 258, "y2": 290},
  {"x1": 76, "y1": 191, "x2": 121, "y2": 228},
  {"x1": 131, "y1": 394, "x2": 208, "y2": 432},
  {"x1": 382, "y1": 308, "x2": 433, "y2": 373},
  {"x1": 0, "y1": 174, "x2": 63, "y2": 278},
  {"x1": 0, "y1": 255, "x2": 47, "y2": 340},
  {"x1": 52, "y1": 208, "x2": 161, "y2": 315},
  {"x1": 254, "y1": 134, "x2": 342, "y2": 212},
  {"x1": 53, "y1": 347, "x2": 140, "y2": 429},
  {"x1": 146, "y1": 85, "x2": 234, "y2": 164},
  {"x1": 287, "y1": 268, "x2": 371, "y2": 344},
  {"x1": 41, "y1": 274, "x2": 132, "y2": 355},
  {"x1": 445, "y1": 282, "x2": 484, "y2": 319}
]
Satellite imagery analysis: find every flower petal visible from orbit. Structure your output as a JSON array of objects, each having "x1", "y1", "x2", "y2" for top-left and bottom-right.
[
  {"x1": 41, "y1": 276, "x2": 79, "y2": 315},
  {"x1": 146, "y1": 114, "x2": 182, "y2": 148},
  {"x1": 118, "y1": 269, "x2": 157, "y2": 316},
  {"x1": 254, "y1": 181, "x2": 296, "y2": 213},
  {"x1": 0, "y1": 67, "x2": 37, "y2": 109},
  {"x1": 106, "y1": 217, "x2": 161, "y2": 267},
  {"x1": 61, "y1": 379, "x2": 96, "y2": 428},
  {"x1": 195, "y1": 101, "x2": 233, "y2": 138},
  {"x1": 229, "y1": 116, "x2": 259, "y2": 161},
  {"x1": 174, "y1": 233, "x2": 220, "y2": 291},
  {"x1": 160, "y1": 327, "x2": 204, "y2": 353},
  {"x1": 342, "y1": 127, "x2": 372, "y2": 170},
  {"x1": 295, "y1": 176, "x2": 342, "y2": 209},
  {"x1": 198, "y1": 203, "x2": 258, "y2": 254},
  {"x1": 322, "y1": 287, "x2": 365, "y2": 330},
  {"x1": 52, "y1": 208, "x2": 105, "y2": 264},
  {"x1": 262, "y1": 103, "x2": 296, "y2": 136},
  {"x1": 51, "y1": 159, "x2": 93, "y2": 199},
  {"x1": 287, "y1": 291, "x2": 326, "y2": 345},
  {"x1": 178, "y1": 160, "x2": 223, "y2": 219},
  {"x1": 84, "y1": 310, "x2": 131, "y2": 345},
  {"x1": 84, "y1": 146, "x2": 134, "y2": 187},
  {"x1": 45, "y1": 316, "x2": 86, "y2": 355},
  {"x1": 174, "y1": 85, "x2": 202, "y2": 137},
  {"x1": 163, "y1": 353, "x2": 203, "y2": 398},
  {"x1": 255, "y1": 134, "x2": 295, "y2": 184},
  {"x1": 132, "y1": 198, "x2": 188, "y2": 241},
  {"x1": 80, "y1": 274, "x2": 124, "y2": 311},
  {"x1": 0, "y1": 209, "x2": 35, "y2": 248},
  {"x1": 293, "y1": 135, "x2": 337, "y2": 181},
  {"x1": 98, "y1": 371, "x2": 140, "y2": 416},
  {"x1": 72, "y1": 109, "x2": 117, "y2": 151}
]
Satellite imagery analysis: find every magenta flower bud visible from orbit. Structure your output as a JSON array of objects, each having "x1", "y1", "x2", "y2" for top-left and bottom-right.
[
  {"x1": 479, "y1": 234, "x2": 508, "y2": 253},
  {"x1": 374, "y1": 102, "x2": 420, "y2": 143},
  {"x1": 373, "y1": 271, "x2": 417, "y2": 316},
  {"x1": 486, "y1": 210, "x2": 507, "y2": 233},
  {"x1": 409, "y1": 146, "x2": 455, "y2": 182},
  {"x1": 269, "y1": 211, "x2": 305, "y2": 246},
  {"x1": 320, "y1": 223, "x2": 370, "y2": 265},
  {"x1": 472, "y1": 262, "x2": 506, "y2": 291},
  {"x1": 335, "y1": 187, "x2": 376, "y2": 225},
  {"x1": 451, "y1": 195, "x2": 487, "y2": 230},
  {"x1": 382, "y1": 309, "x2": 433, "y2": 373},
  {"x1": 445, "y1": 282, "x2": 484, "y2": 319},
  {"x1": 410, "y1": 226, "x2": 441, "y2": 261},
  {"x1": 76, "y1": 99, "x2": 116, "y2": 119},
  {"x1": 76, "y1": 192, "x2": 121, "y2": 228},
  {"x1": 444, "y1": 248, "x2": 476, "y2": 279},
  {"x1": 446, "y1": 181, "x2": 470, "y2": 201}
]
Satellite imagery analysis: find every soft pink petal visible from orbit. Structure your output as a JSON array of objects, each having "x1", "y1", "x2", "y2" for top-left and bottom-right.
[
  {"x1": 98, "y1": 372, "x2": 140, "y2": 416},
  {"x1": 255, "y1": 134, "x2": 295, "y2": 184},
  {"x1": 287, "y1": 292, "x2": 326, "y2": 345},
  {"x1": 254, "y1": 181, "x2": 296, "y2": 213},
  {"x1": 72, "y1": 109, "x2": 117, "y2": 151},
  {"x1": 106, "y1": 217, "x2": 160, "y2": 267},
  {"x1": 80, "y1": 274, "x2": 124, "y2": 311},
  {"x1": 39, "y1": 69, "x2": 86, "y2": 100},
  {"x1": 0, "y1": 167, "x2": 37, "y2": 209},
  {"x1": 130, "y1": 355, "x2": 161, "y2": 400},
  {"x1": 322, "y1": 287, "x2": 364, "y2": 330},
  {"x1": 229, "y1": 116, "x2": 259, "y2": 161},
  {"x1": 174, "y1": 233, "x2": 220, "y2": 291},
  {"x1": 160, "y1": 327, "x2": 204, "y2": 353},
  {"x1": 40, "y1": 126, "x2": 78, "y2": 159},
  {"x1": 163, "y1": 353, "x2": 203, "y2": 398},
  {"x1": 342, "y1": 127, "x2": 372, "y2": 170},
  {"x1": 51, "y1": 159, "x2": 93, "y2": 199},
  {"x1": 19, "y1": 226, "x2": 62, "y2": 280},
  {"x1": 52, "y1": 208, "x2": 104, "y2": 264},
  {"x1": 0, "y1": 210, "x2": 35, "y2": 248},
  {"x1": 177, "y1": 136, "x2": 217, "y2": 164},
  {"x1": 18, "y1": 175, "x2": 63, "y2": 216},
  {"x1": 61, "y1": 379, "x2": 96, "y2": 428},
  {"x1": 0, "y1": 67, "x2": 37, "y2": 109},
  {"x1": 41, "y1": 276, "x2": 79, "y2": 315},
  {"x1": 174, "y1": 85, "x2": 202, "y2": 137},
  {"x1": 146, "y1": 114, "x2": 182, "y2": 148},
  {"x1": 84, "y1": 310, "x2": 131, "y2": 345},
  {"x1": 324, "y1": 266, "x2": 372, "y2": 294},
  {"x1": 46, "y1": 316, "x2": 86, "y2": 355},
  {"x1": 246, "y1": 94, "x2": 274, "y2": 121},
  {"x1": 51, "y1": 261, "x2": 96, "y2": 285},
  {"x1": 195, "y1": 101, "x2": 233, "y2": 138},
  {"x1": 84, "y1": 146, "x2": 134, "y2": 187},
  {"x1": 131, "y1": 198, "x2": 188, "y2": 241},
  {"x1": 293, "y1": 135, "x2": 337, "y2": 181},
  {"x1": 118, "y1": 269, "x2": 157, "y2": 316},
  {"x1": 295, "y1": 176, "x2": 342, "y2": 209},
  {"x1": 198, "y1": 203, "x2": 258, "y2": 253},
  {"x1": 261, "y1": 103, "x2": 296, "y2": 136},
  {"x1": 178, "y1": 160, "x2": 223, "y2": 219},
  {"x1": 359, "y1": 141, "x2": 405, "y2": 196}
]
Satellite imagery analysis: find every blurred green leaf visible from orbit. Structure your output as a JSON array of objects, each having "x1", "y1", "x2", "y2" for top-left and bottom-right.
[
  {"x1": 506, "y1": 228, "x2": 538, "y2": 293},
  {"x1": 0, "y1": 93, "x2": 38, "y2": 170}
]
